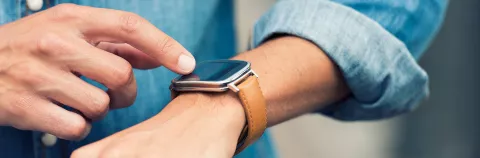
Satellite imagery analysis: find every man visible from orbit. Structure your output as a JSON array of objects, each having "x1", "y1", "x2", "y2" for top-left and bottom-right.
[{"x1": 0, "y1": 0, "x2": 447, "y2": 157}]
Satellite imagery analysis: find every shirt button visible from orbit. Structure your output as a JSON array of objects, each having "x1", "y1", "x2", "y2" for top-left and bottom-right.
[
  {"x1": 26, "y1": 0, "x2": 43, "y2": 11},
  {"x1": 41, "y1": 133, "x2": 57, "y2": 147}
]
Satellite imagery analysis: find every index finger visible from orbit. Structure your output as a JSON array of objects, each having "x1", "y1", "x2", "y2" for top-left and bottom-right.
[{"x1": 60, "y1": 4, "x2": 196, "y2": 74}]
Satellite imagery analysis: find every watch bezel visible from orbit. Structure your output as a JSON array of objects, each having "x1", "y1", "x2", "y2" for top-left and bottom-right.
[{"x1": 170, "y1": 60, "x2": 252, "y2": 92}]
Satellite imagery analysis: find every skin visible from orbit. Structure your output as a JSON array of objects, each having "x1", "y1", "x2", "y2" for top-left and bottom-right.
[
  {"x1": 0, "y1": 4, "x2": 196, "y2": 140},
  {"x1": 71, "y1": 36, "x2": 350, "y2": 157}
]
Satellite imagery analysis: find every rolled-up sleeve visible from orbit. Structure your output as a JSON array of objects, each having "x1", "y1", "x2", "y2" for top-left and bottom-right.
[{"x1": 252, "y1": 0, "x2": 448, "y2": 120}]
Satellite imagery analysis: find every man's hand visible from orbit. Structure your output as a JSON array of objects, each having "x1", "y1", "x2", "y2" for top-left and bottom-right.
[
  {"x1": 0, "y1": 4, "x2": 195, "y2": 140},
  {"x1": 71, "y1": 93, "x2": 245, "y2": 158}
]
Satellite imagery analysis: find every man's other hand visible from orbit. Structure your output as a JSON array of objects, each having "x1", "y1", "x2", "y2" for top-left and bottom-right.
[{"x1": 0, "y1": 4, "x2": 195, "y2": 140}]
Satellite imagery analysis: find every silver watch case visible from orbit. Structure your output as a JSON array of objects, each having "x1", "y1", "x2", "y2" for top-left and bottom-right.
[{"x1": 170, "y1": 60, "x2": 258, "y2": 93}]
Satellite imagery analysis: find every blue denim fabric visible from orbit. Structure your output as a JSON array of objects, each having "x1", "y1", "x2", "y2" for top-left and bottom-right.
[
  {"x1": 254, "y1": 0, "x2": 447, "y2": 120},
  {"x1": 0, "y1": 0, "x2": 447, "y2": 158}
]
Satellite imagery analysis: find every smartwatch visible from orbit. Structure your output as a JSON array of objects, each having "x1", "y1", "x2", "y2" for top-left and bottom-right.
[{"x1": 169, "y1": 60, "x2": 267, "y2": 154}]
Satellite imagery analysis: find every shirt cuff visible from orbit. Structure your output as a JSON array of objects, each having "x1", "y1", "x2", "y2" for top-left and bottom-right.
[{"x1": 252, "y1": 0, "x2": 429, "y2": 121}]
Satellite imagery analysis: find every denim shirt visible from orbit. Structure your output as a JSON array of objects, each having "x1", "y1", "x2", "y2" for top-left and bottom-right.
[{"x1": 0, "y1": 0, "x2": 448, "y2": 158}]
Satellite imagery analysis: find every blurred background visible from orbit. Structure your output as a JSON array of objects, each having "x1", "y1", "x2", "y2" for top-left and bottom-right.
[{"x1": 235, "y1": 0, "x2": 480, "y2": 158}]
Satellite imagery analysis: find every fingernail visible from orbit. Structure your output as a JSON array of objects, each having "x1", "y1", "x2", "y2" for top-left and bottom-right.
[
  {"x1": 178, "y1": 54, "x2": 196, "y2": 73},
  {"x1": 81, "y1": 124, "x2": 92, "y2": 140}
]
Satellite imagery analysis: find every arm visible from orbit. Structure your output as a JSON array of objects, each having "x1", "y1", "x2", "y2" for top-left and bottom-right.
[
  {"x1": 249, "y1": 0, "x2": 448, "y2": 121},
  {"x1": 72, "y1": 0, "x2": 448, "y2": 157},
  {"x1": 233, "y1": 36, "x2": 350, "y2": 126},
  {"x1": 224, "y1": 0, "x2": 449, "y2": 124}
]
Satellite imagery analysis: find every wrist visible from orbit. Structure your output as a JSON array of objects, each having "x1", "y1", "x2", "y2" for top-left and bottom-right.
[
  {"x1": 167, "y1": 59, "x2": 268, "y2": 154},
  {"x1": 167, "y1": 92, "x2": 246, "y2": 134}
]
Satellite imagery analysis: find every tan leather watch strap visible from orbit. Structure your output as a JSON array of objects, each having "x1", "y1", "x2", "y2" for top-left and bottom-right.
[
  {"x1": 234, "y1": 75, "x2": 267, "y2": 154},
  {"x1": 170, "y1": 74, "x2": 267, "y2": 155}
]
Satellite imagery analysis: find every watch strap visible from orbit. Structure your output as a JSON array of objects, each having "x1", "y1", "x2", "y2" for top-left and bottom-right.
[
  {"x1": 169, "y1": 75, "x2": 267, "y2": 155},
  {"x1": 234, "y1": 75, "x2": 267, "y2": 154}
]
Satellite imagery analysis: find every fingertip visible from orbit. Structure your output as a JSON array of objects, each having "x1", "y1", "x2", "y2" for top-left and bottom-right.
[
  {"x1": 80, "y1": 123, "x2": 92, "y2": 140},
  {"x1": 59, "y1": 114, "x2": 91, "y2": 141},
  {"x1": 177, "y1": 54, "x2": 196, "y2": 74}
]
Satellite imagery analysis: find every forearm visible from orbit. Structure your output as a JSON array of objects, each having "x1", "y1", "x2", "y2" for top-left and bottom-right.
[
  {"x1": 152, "y1": 36, "x2": 349, "y2": 129},
  {"x1": 232, "y1": 36, "x2": 350, "y2": 126}
]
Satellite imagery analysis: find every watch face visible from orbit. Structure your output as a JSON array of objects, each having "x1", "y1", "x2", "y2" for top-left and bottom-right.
[{"x1": 175, "y1": 60, "x2": 249, "y2": 83}]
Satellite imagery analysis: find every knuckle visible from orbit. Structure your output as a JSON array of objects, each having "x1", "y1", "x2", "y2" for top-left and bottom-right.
[
  {"x1": 8, "y1": 62, "x2": 48, "y2": 86},
  {"x1": 111, "y1": 61, "x2": 133, "y2": 88},
  {"x1": 36, "y1": 33, "x2": 61, "y2": 53},
  {"x1": 66, "y1": 120, "x2": 88, "y2": 139},
  {"x1": 157, "y1": 36, "x2": 175, "y2": 55},
  {"x1": 118, "y1": 12, "x2": 142, "y2": 34},
  {"x1": 49, "y1": 3, "x2": 80, "y2": 21},
  {"x1": 87, "y1": 92, "x2": 110, "y2": 119}
]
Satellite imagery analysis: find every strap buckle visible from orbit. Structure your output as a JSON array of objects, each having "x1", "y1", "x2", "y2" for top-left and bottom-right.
[{"x1": 227, "y1": 70, "x2": 258, "y2": 92}]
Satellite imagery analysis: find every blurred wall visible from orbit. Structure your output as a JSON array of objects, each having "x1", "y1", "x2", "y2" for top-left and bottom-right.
[
  {"x1": 395, "y1": 0, "x2": 480, "y2": 158},
  {"x1": 234, "y1": 0, "x2": 274, "y2": 52}
]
